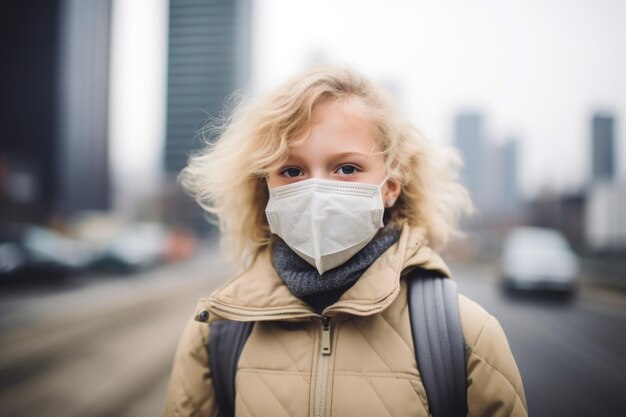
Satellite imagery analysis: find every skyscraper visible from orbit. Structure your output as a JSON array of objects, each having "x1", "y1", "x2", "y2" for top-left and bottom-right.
[
  {"x1": 591, "y1": 114, "x2": 615, "y2": 183},
  {"x1": 163, "y1": 0, "x2": 251, "y2": 230},
  {"x1": 454, "y1": 112, "x2": 484, "y2": 208},
  {"x1": 0, "y1": 0, "x2": 111, "y2": 223},
  {"x1": 499, "y1": 138, "x2": 520, "y2": 210},
  {"x1": 164, "y1": 0, "x2": 251, "y2": 175},
  {"x1": 57, "y1": 0, "x2": 112, "y2": 214}
]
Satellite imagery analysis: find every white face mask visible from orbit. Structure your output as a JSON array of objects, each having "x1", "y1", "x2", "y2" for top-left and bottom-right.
[{"x1": 265, "y1": 177, "x2": 388, "y2": 275}]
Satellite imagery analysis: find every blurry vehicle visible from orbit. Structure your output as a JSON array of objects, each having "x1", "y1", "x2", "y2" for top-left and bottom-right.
[
  {"x1": 69, "y1": 212, "x2": 198, "y2": 274},
  {"x1": 500, "y1": 226, "x2": 580, "y2": 294},
  {"x1": 0, "y1": 223, "x2": 93, "y2": 284},
  {"x1": 88, "y1": 222, "x2": 169, "y2": 273}
]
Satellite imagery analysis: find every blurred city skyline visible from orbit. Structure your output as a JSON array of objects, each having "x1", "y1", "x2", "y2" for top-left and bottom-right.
[
  {"x1": 107, "y1": 0, "x2": 626, "y2": 208},
  {"x1": 252, "y1": 0, "x2": 626, "y2": 199},
  {"x1": 2, "y1": 0, "x2": 625, "y2": 250},
  {"x1": 101, "y1": 0, "x2": 626, "y2": 212}
]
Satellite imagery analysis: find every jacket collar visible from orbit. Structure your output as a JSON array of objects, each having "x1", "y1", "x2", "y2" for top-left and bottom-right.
[{"x1": 194, "y1": 223, "x2": 451, "y2": 323}]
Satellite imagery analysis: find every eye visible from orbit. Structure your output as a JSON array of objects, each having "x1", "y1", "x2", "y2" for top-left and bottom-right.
[
  {"x1": 335, "y1": 165, "x2": 360, "y2": 175},
  {"x1": 280, "y1": 167, "x2": 303, "y2": 178}
]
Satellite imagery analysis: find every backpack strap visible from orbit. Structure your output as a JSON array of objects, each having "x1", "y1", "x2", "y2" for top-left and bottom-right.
[
  {"x1": 208, "y1": 320, "x2": 254, "y2": 417},
  {"x1": 407, "y1": 268, "x2": 468, "y2": 417}
]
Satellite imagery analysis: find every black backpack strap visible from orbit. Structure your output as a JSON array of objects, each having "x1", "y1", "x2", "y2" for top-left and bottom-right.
[
  {"x1": 208, "y1": 320, "x2": 254, "y2": 417},
  {"x1": 407, "y1": 269, "x2": 468, "y2": 417}
]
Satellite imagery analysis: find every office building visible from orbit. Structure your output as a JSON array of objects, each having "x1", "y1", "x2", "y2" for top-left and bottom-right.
[
  {"x1": 163, "y1": 0, "x2": 251, "y2": 231},
  {"x1": 0, "y1": 0, "x2": 111, "y2": 222},
  {"x1": 454, "y1": 112, "x2": 485, "y2": 208},
  {"x1": 591, "y1": 114, "x2": 615, "y2": 183},
  {"x1": 499, "y1": 138, "x2": 520, "y2": 210},
  {"x1": 164, "y1": 0, "x2": 251, "y2": 175}
]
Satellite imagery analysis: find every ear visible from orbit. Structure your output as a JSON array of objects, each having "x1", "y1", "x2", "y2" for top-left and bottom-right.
[{"x1": 383, "y1": 178, "x2": 401, "y2": 208}]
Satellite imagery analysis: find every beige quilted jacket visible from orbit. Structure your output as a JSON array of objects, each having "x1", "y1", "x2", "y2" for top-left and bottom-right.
[{"x1": 163, "y1": 224, "x2": 528, "y2": 417}]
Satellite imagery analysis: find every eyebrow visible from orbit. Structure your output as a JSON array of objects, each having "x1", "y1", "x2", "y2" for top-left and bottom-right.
[
  {"x1": 282, "y1": 151, "x2": 371, "y2": 164},
  {"x1": 331, "y1": 151, "x2": 370, "y2": 159}
]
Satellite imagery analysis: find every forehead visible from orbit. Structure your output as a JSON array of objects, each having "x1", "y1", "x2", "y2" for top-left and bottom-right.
[{"x1": 287, "y1": 100, "x2": 380, "y2": 157}]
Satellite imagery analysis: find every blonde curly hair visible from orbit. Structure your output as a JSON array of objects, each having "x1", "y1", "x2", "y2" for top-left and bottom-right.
[{"x1": 179, "y1": 66, "x2": 473, "y2": 267}]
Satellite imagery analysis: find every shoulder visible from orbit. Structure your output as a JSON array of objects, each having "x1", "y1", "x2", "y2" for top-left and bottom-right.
[
  {"x1": 457, "y1": 293, "x2": 492, "y2": 347},
  {"x1": 186, "y1": 315, "x2": 212, "y2": 359},
  {"x1": 163, "y1": 315, "x2": 217, "y2": 417},
  {"x1": 457, "y1": 293, "x2": 528, "y2": 417},
  {"x1": 457, "y1": 293, "x2": 518, "y2": 375},
  {"x1": 457, "y1": 293, "x2": 517, "y2": 368}
]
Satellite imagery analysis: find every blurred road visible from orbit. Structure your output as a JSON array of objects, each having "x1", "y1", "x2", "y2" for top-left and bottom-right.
[
  {"x1": 0, "y1": 244, "x2": 233, "y2": 417},
  {"x1": 452, "y1": 262, "x2": 626, "y2": 417},
  {"x1": 0, "y1": 249, "x2": 624, "y2": 417}
]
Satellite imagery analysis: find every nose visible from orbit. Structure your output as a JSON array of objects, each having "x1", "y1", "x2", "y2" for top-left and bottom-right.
[{"x1": 309, "y1": 169, "x2": 331, "y2": 180}]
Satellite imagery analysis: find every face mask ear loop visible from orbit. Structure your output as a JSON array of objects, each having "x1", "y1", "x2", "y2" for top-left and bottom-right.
[
  {"x1": 380, "y1": 175, "x2": 391, "y2": 207},
  {"x1": 379, "y1": 176, "x2": 390, "y2": 195}
]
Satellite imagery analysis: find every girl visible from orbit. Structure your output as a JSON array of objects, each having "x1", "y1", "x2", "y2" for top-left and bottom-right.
[{"x1": 163, "y1": 66, "x2": 527, "y2": 417}]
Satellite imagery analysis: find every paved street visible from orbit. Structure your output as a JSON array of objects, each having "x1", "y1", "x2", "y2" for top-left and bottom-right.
[
  {"x1": 0, "y1": 244, "x2": 232, "y2": 417},
  {"x1": 0, "y1": 249, "x2": 624, "y2": 417},
  {"x1": 451, "y1": 262, "x2": 626, "y2": 417}
]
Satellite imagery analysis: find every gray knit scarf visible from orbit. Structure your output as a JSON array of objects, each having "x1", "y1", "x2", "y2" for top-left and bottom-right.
[{"x1": 271, "y1": 224, "x2": 401, "y2": 312}]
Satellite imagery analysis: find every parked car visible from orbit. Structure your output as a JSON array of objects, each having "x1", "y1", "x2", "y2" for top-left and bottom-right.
[
  {"x1": 69, "y1": 213, "x2": 173, "y2": 274},
  {"x1": 500, "y1": 226, "x2": 580, "y2": 294},
  {"x1": 0, "y1": 223, "x2": 93, "y2": 284},
  {"x1": 87, "y1": 222, "x2": 169, "y2": 273}
]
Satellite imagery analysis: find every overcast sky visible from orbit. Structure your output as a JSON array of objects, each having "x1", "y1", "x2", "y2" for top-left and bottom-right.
[{"x1": 252, "y1": 0, "x2": 626, "y2": 198}]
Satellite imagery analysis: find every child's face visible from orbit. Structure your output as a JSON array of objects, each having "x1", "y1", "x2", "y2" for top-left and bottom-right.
[{"x1": 267, "y1": 100, "x2": 400, "y2": 207}]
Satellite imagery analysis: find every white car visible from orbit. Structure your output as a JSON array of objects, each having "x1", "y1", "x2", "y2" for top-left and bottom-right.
[{"x1": 500, "y1": 227, "x2": 580, "y2": 294}]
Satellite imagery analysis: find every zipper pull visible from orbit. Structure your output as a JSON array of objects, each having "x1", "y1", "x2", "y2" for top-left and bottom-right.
[{"x1": 321, "y1": 317, "x2": 332, "y2": 356}]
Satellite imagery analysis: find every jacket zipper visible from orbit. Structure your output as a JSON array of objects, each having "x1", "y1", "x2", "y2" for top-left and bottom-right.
[{"x1": 314, "y1": 316, "x2": 332, "y2": 417}]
